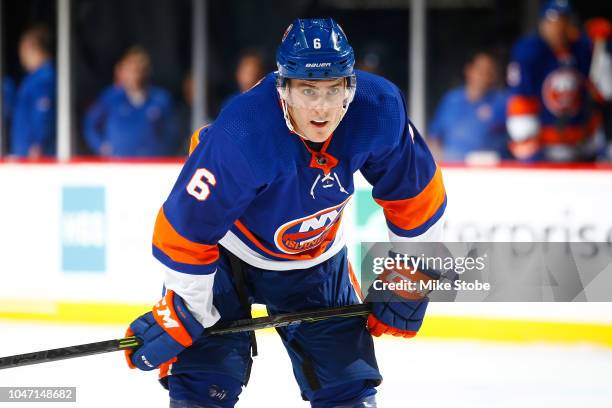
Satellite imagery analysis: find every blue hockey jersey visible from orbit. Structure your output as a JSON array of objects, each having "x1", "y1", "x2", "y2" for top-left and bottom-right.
[
  {"x1": 84, "y1": 85, "x2": 177, "y2": 157},
  {"x1": 506, "y1": 33, "x2": 602, "y2": 160},
  {"x1": 152, "y1": 70, "x2": 447, "y2": 327},
  {"x1": 10, "y1": 62, "x2": 56, "y2": 157}
]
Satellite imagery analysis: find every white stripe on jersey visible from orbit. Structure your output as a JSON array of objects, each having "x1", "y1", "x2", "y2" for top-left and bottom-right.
[
  {"x1": 388, "y1": 212, "x2": 446, "y2": 243},
  {"x1": 163, "y1": 267, "x2": 221, "y2": 328}
]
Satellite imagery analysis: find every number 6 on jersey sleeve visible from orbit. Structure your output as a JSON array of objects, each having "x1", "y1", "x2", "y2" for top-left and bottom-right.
[{"x1": 186, "y1": 168, "x2": 217, "y2": 201}]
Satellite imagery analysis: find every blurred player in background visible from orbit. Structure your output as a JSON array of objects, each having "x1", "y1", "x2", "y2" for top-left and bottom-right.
[
  {"x1": 585, "y1": 17, "x2": 612, "y2": 158},
  {"x1": 124, "y1": 18, "x2": 446, "y2": 407},
  {"x1": 506, "y1": 0, "x2": 609, "y2": 162},
  {"x1": 428, "y1": 51, "x2": 509, "y2": 163},
  {"x1": 220, "y1": 50, "x2": 266, "y2": 110},
  {"x1": 10, "y1": 25, "x2": 56, "y2": 159},
  {"x1": 235, "y1": 51, "x2": 265, "y2": 93},
  {"x1": 83, "y1": 46, "x2": 177, "y2": 157}
]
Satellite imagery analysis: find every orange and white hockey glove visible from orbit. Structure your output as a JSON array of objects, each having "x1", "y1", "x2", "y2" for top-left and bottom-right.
[
  {"x1": 125, "y1": 290, "x2": 204, "y2": 371},
  {"x1": 365, "y1": 251, "x2": 440, "y2": 338}
]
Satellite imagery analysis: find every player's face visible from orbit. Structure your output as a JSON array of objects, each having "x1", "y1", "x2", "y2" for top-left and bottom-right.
[
  {"x1": 117, "y1": 55, "x2": 150, "y2": 91},
  {"x1": 285, "y1": 79, "x2": 347, "y2": 143},
  {"x1": 18, "y1": 37, "x2": 39, "y2": 72},
  {"x1": 236, "y1": 56, "x2": 264, "y2": 92},
  {"x1": 465, "y1": 55, "x2": 498, "y2": 92},
  {"x1": 540, "y1": 15, "x2": 572, "y2": 50}
]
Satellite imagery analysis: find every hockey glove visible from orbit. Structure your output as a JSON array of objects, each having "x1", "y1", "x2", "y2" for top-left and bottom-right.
[
  {"x1": 125, "y1": 290, "x2": 204, "y2": 371},
  {"x1": 365, "y1": 251, "x2": 440, "y2": 338}
]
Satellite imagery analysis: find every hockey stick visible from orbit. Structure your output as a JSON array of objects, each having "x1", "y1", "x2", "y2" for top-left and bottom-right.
[{"x1": 0, "y1": 303, "x2": 371, "y2": 370}]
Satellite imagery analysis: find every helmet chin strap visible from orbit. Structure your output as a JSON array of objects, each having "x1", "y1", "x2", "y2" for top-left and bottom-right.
[
  {"x1": 278, "y1": 89, "x2": 351, "y2": 141},
  {"x1": 279, "y1": 94, "x2": 303, "y2": 138}
]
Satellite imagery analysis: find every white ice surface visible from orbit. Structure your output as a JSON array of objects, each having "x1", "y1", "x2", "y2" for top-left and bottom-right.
[{"x1": 0, "y1": 321, "x2": 611, "y2": 407}]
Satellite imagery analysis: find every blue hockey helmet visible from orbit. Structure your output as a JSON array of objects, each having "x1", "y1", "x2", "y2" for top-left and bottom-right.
[
  {"x1": 276, "y1": 18, "x2": 357, "y2": 139},
  {"x1": 276, "y1": 18, "x2": 355, "y2": 80},
  {"x1": 540, "y1": 0, "x2": 573, "y2": 20}
]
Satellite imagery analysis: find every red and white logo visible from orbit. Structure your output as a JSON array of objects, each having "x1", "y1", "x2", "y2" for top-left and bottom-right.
[
  {"x1": 476, "y1": 104, "x2": 493, "y2": 121},
  {"x1": 274, "y1": 199, "x2": 350, "y2": 254},
  {"x1": 542, "y1": 67, "x2": 584, "y2": 117}
]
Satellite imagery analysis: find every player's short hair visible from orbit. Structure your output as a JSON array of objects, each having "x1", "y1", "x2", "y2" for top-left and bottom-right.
[
  {"x1": 238, "y1": 49, "x2": 265, "y2": 64},
  {"x1": 21, "y1": 25, "x2": 53, "y2": 55},
  {"x1": 464, "y1": 50, "x2": 498, "y2": 67},
  {"x1": 119, "y1": 46, "x2": 151, "y2": 68}
]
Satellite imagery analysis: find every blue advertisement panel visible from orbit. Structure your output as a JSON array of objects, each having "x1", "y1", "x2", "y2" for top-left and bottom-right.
[{"x1": 61, "y1": 186, "x2": 106, "y2": 272}]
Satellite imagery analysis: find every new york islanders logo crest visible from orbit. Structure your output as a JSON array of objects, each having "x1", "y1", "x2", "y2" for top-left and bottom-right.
[
  {"x1": 542, "y1": 67, "x2": 583, "y2": 117},
  {"x1": 274, "y1": 198, "x2": 350, "y2": 254}
]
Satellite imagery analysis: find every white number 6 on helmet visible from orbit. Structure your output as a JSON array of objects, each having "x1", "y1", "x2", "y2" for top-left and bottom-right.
[
  {"x1": 187, "y1": 168, "x2": 216, "y2": 201},
  {"x1": 313, "y1": 38, "x2": 321, "y2": 49}
]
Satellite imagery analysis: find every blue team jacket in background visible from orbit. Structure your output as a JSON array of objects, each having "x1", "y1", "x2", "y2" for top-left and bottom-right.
[
  {"x1": 84, "y1": 85, "x2": 177, "y2": 157},
  {"x1": 3, "y1": 76, "x2": 16, "y2": 122},
  {"x1": 10, "y1": 62, "x2": 56, "y2": 157},
  {"x1": 428, "y1": 86, "x2": 510, "y2": 162}
]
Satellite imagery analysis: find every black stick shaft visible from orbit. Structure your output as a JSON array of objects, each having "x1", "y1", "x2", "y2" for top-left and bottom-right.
[
  {"x1": 0, "y1": 303, "x2": 370, "y2": 370},
  {"x1": 0, "y1": 337, "x2": 141, "y2": 370}
]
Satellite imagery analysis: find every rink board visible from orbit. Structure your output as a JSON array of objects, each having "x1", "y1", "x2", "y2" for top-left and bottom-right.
[{"x1": 0, "y1": 162, "x2": 611, "y2": 345}]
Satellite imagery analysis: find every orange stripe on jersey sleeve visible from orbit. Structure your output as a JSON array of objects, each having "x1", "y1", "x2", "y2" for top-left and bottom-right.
[
  {"x1": 188, "y1": 125, "x2": 209, "y2": 155},
  {"x1": 374, "y1": 166, "x2": 446, "y2": 231},
  {"x1": 507, "y1": 95, "x2": 540, "y2": 116},
  {"x1": 153, "y1": 207, "x2": 219, "y2": 265}
]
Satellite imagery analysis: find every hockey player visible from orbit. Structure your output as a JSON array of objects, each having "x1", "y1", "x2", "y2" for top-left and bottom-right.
[
  {"x1": 84, "y1": 47, "x2": 178, "y2": 157},
  {"x1": 125, "y1": 18, "x2": 446, "y2": 407},
  {"x1": 428, "y1": 51, "x2": 510, "y2": 163},
  {"x1": 506, "y1": 0, "x2": 606, "y2": 162},
  {"x1": 10, "y1": 26, "x2": 56, "y2": 159}
]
